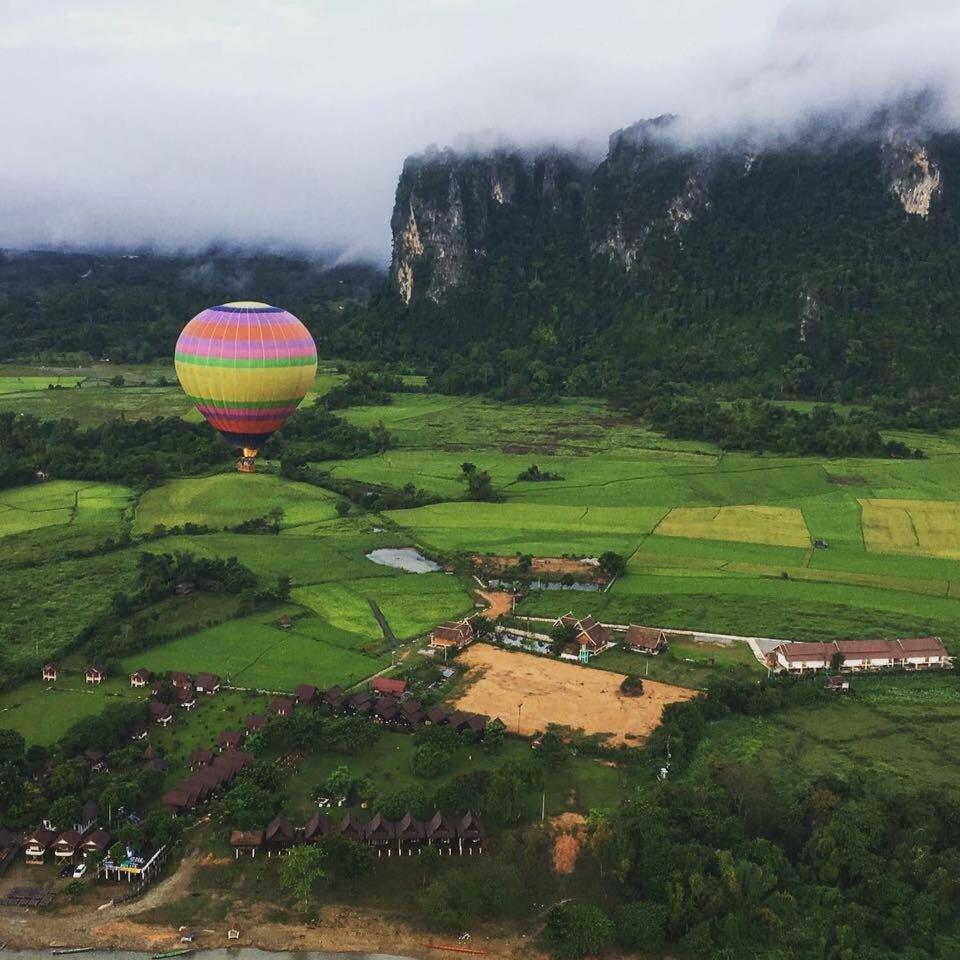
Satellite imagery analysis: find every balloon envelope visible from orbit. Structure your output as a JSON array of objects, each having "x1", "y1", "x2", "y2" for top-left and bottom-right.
[{"x1": 175, "y1": 301, "x2": 317, "y2": 453}]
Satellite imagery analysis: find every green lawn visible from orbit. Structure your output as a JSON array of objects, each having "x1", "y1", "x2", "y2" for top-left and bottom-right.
[{"x1": 0, "y1": 676, "x2": 147, "y2": 745}]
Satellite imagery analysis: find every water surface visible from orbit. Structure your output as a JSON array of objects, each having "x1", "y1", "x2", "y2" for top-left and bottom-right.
[{"x1": 365, "y1": 548, "x2": 441, "y2": 574}]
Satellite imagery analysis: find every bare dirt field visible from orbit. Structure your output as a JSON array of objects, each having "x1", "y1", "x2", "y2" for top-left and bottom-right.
[
  {"x1": 476, "y1": 589, "x2": 516, "y2": 619},
  {"x1": 453, "y1": 644, "x2": 697, "y2": 745},
  {"x1": 474, "y1": 555, "x2": 603, "y2": 579}
]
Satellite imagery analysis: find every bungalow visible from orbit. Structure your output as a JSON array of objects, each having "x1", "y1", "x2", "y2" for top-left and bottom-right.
[
  {"x1": 375, "y1": 697, "x2": 400, "y2": 724},
  {"x1": 897, "y1": 636, "x2": 950, "y2": 668},
  {"x1": 302, "y1": 813, "x2": 331, "y2": 844},
  {"x1": 555, "y1": 613, "x2": 611, "y2": 658},
  {"x1": 85, "y1": 664, "x2": 106, "y2": 684},
  {"x1": 195, "y1": 672, "x2": 221, "y2": 695},
  {"x1": 230, "y1": 830, "x2": 263, "y2": 858},
  {"x1": 347, "y1": 691, "x2": 374, "y2": 716},
  {"x1": 430, "y1": 619, "x2": 475, "y2": 651},
  {"x1": 365, "y1": 812, "x2": 396, "y2": 852},
  {"x1": 457, "y1": 811, "x2": 485, "y2": 854},
  {"x1": 294, "y1": 683, "x2": 319, "y2": 706},
  {"x1": 323, "y1": 685, "x2": 345, "y2": 712},
  {"x1": 426, "y1": 707, "x2": 449, "y2": 726},
  {"x1": 169, "y1": 671, "x2": 193, "y2": 691},
  {"x1": 53, "y1": 829, "x2": 84, "y2": 860},
  {"x1": 129, "y1": 724, "x2": 149, "y2": 742},
  {"x1": 42, "y1": 663, "x2": 58, "y2": 682},
  {"x1": 396, "y1": 812, "x2": 425, "y2": 853},
  {"x1": 372, "y1": 676, "x2": 407, "y2": 697},
  {"x1": 149, "y1": 701, "x2": 174, "y2": 726},
  {"x1": 625, "y1": 624, "x2": 667, "y2": 655},
  {"x1": 338, "y1": 813, "x2": 365, "y2": 842},
  {"x1": 174, "y1": 580, "x2": 195, "y2": 596},
  {"x1": 465, "y1": 714, "x2": 489, "y2": 738},
  {"x1": 218, "y1": 749, "x2": 253, "y2": 772},
  {"x1": 129, "y1": 668, "x2": 152, "y2": 688},
  {"x1": 263, "y1": 813, "x2": 296, "y2": 855},
  {"x1": 190, "y1": 748, "x2": 215, "y2": 768},
  {"x1": 400, "y1": 699, "x2": 426, "y2": 728},
  {"x1": 24, "y1": 826, "x2": 56, "y2": 863},
  {"x1": 218, "y1": 730, "x2": 244, "y2": 751},
  {"x1": 80, "y1": 828, "x2": 112, "y2": 859},
  {"x1": 77, "y1": 800, "x2": 100, "y2": 832},
  {"x1": 424, "y1": 811, "x2": 456, "y2": 850},
  {"x1": 766, "y1": 642, "x2": 835, "y2": 673},
  {"x1": 445, "y1": 711, "x2": 472, "y2": 733},
  {"x1": 271, "y1": 696, "x2": 294, "y2": 718},
  {"x1": 245, "y1": 714, "x2": 269, "y2": 734},
  {"x1": 176, "y1": 687, "x2": 197, "y2": 710},
  {"x1": 162, "y1": 789, "x2": 193, "y2": 814}
]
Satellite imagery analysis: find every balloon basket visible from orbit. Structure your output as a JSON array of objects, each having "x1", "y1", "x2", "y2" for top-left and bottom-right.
[{"x1": 237, "y1": 457, "x2": 256, "y2": 474}]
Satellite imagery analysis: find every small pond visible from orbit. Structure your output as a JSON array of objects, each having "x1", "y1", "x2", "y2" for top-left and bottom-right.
[{"x1": 366, "y1": 547, "x2": 442, "y2": 574}]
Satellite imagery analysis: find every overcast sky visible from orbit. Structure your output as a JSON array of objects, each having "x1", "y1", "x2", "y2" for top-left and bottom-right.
[{"x1": 1, "y1": 0, "x2": 957, "y2": 261}]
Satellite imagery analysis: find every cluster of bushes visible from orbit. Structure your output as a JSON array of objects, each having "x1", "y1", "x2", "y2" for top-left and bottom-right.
[{"x1": 621, "y1": 395, "x2": 925, "y2": 458}]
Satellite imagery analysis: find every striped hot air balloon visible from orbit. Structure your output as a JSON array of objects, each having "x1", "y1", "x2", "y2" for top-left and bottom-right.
[{"x1": 175, "y1": 301, "x2": 317, "y2": 471}]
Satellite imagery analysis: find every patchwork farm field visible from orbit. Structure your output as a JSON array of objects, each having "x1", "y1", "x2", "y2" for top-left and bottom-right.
[{"x1": 4, "y1": 377, "x2": 960, "y2": 756}]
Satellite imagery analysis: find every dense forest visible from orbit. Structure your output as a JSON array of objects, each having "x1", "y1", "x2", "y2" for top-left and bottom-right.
[{"x1": 0, "y1": 250, "x2": 379, "y2": 364}]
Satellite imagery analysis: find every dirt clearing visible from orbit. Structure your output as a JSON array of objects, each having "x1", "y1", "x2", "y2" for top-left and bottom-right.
[{"x1": 452, "y1": 644, "x2": 697, "y2": 745}]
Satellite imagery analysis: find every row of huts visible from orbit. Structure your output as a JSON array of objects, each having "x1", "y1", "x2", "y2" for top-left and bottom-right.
[
  {"x1": 12, "y1": 802, "x2": 112, "y2": 865},
  {"x1": 231, "y1": 810, "x2": 485, "y2": 858}
]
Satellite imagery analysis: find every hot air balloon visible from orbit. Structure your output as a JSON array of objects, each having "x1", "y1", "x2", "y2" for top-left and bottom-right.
[{"x1": 175, "y1": 301, "x2": 317, "y2": 472}]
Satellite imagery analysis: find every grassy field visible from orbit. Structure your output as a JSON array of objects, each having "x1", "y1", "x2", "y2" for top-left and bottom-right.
[
  {"x1": 292, "y1": 572, "x2": 473, "y2": 643},
  {"x1": 134, "y1": 473, "x2": 339, "y2": 534},
  {"x1": 121, "y1": 606, "x2": 390, "y2": 691},
  {"x1": 0, "y1": 549, "x2": 140, "y2": 672},
  {"x1": 0, "y1": 480, "x2": 133, "y2": 539},
  {"x1": 0, "y1": 676, "x2": 147, "y2": 745},
  {"x1": 685, "y1": 673, "x2": 960, "y2": 793}
]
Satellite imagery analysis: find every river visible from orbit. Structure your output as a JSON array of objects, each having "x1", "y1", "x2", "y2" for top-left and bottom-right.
[{"x1": 1, "y1": 951, "x2": 420, "y2": 960}]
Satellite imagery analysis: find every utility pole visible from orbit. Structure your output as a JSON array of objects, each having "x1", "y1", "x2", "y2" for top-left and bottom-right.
[{"x1": 517, "y1": 701, "x2": 523, "y2": 735}]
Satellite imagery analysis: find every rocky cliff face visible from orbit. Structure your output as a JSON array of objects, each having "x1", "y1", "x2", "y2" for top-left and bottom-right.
[{"x1": 390, "y1": 115, "x2": 951, "y2": 305}]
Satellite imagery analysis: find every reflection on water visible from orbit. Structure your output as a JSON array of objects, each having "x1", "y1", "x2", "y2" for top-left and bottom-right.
[{"x1": 365, "y1": 548, "x2": 441, "y2": 574}]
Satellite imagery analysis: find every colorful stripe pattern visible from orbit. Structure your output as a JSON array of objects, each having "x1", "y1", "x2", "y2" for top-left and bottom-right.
[{"x1": 175, "y1": 301, "x2": 317, "y2": 451}]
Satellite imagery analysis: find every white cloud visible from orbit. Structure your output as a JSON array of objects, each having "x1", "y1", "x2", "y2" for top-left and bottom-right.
[{"x1": 0, "y1": 0, "x2": 955, "y2": 259}]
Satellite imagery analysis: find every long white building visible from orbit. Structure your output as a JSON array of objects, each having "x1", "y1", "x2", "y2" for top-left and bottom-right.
[{"x1": 768, "y1": 637, "x2": 949, "y2": 673}]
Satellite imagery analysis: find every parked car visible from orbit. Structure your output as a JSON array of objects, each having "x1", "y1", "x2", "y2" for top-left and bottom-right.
[{"x1": 72, "y1": 862, "x2": 87, "y2": 879}]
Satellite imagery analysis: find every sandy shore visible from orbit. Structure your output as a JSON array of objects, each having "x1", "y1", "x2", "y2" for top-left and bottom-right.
[{"x1": 0, "y1": 905, "x2": 550, "y2": 959}]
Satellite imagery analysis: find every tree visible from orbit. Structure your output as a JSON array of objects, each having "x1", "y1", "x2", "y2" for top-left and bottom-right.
[
  {"x1": 0, "y1": 729, "x2": 25, "y2": 765},
  {"x1": 550, "y1": 621, "x2": 578, "y2": 656},
  {"x1": 545, "y1": 902, "x2": 615, "y2": 958},
  {"x1": 47, "y1": 796, "x2": 81, "y2": 830},
  {"x1": 323, "y1": 765, "x2": 354, "y2": 800},
  {"x1": 620, "y1": 675, "x2": 644, "y2": 697},
  {"x1": 598, "y1": 551, "x2": 626, "y2": 579},
  {"x1": 483, "y1": 718, "x2": 506, "y2": 753},
  {"x1": 615, "y1": 902, "x2": 667, "y2": 952},
  {"x1": 280, "y1": 845, "x2": 327, "y2": 907}
]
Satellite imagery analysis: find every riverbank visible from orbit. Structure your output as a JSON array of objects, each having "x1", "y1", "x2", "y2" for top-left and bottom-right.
[{"x1": 0, "y1": 903, "x2": 550, "y2": 960}]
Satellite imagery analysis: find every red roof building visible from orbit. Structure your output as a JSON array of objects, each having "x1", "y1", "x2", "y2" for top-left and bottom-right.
[{"x1": 372, "y1": 677, "x2": 407, "y2": 697}]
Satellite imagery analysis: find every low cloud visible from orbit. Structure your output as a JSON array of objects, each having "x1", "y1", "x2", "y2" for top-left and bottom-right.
[{"x1": 0, "y1": 0, "x2": 957, "y2": 260}]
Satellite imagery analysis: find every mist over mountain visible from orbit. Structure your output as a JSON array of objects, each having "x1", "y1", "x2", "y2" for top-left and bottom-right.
[
  {"x1": 366, "y1": 100, "x2": 960, "y2": 403},
  {"x1": 3, "y1": 1, "x2": 960, "y2": 257}
]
